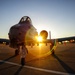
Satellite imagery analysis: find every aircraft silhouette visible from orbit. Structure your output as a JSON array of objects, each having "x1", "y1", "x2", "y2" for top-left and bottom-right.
[{"x1": 8, "y1": 16, "x2": 55, "y2": 65}]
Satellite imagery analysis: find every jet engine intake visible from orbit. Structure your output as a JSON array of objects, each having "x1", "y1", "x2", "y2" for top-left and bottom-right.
[{"x1": 40, "y1": 30, "x2": 48, "y2": 39}]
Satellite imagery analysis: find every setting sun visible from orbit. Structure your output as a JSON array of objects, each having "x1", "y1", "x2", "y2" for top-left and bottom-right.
[
  {"x1": 37, "y1": 36, "x2": 43, "y2": 42},
  {"x1": 36, "y1": 36, "x2": 43, "y2": 42}
]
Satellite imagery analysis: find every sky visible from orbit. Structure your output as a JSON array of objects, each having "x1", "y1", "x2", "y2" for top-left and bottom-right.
[{"x1": 0, "y1": 0, "x2": 75, "y2": 39}]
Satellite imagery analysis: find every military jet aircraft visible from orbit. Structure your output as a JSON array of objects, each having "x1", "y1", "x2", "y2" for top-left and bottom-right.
[{"x1": 8, "y1": 16, "x2": 55, "y2": 65}]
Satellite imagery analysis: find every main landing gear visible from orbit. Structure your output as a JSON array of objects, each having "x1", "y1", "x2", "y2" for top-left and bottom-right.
[
  {"x1": 50, "y1": 42, "x2": 55, "y2": 55},
  {"x1": 51, "y1": 49, "x2": 55, "y2": 55},
  {"x1": 15, "y1": 49, "x2": 20, "y2": 56}
]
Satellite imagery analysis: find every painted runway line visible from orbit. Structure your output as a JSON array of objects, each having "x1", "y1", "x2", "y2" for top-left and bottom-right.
[{"x1": 0, "y1": 60, "x2": 75, "y2": 75}]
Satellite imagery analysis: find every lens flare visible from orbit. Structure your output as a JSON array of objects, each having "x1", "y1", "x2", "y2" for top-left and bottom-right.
[{"x1": 37, "y1": 36, "x2": 43, "y2": 42}]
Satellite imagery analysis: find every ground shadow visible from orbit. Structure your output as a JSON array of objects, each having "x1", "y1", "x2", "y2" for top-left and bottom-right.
[
  {"x1": 0, "y1": 65, "x2": 15, "y2": 71},
  {"x1": 0, "y1": 55, "x2": 16, "y2": 65},
  {"x1": 14, "y1": 66, "x2": 23, "y2": 75},
  {"x1": 52, "y1": 54, "x2": 75, "y2": 74}
]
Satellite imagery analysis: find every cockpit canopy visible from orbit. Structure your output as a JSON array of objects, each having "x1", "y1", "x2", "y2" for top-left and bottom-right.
[{"x1": 19, "y1": 16, "x2": 32, "y2": 24}]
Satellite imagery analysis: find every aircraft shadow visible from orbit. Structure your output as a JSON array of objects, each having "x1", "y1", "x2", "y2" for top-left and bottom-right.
[
  {"x1": 0, "y1": 65, "x2": 15, "y2": 71},
  {"x1": 52, "y1": 54, "x2": 75, "y2": 74},
  {"x1": 0, "y1": 55, "x2": 16, "y2": 65},
  {"x1": 14, "y1": 66, "x2": 23, "y2": 75}
]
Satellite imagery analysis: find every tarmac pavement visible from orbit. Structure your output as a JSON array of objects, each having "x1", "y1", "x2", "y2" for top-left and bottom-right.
[{"x1": 0, "y1": 43, "x2": 75, "y2": 75}]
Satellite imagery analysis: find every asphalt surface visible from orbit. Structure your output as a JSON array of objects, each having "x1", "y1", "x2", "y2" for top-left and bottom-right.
[{"x1": 0, "y1": 43, "x2": 75, "y2": 75}]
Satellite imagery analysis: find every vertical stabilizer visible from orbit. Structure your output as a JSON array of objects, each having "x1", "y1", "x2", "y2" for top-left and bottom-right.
[{"x1": 49, "y1": 31, "x2": 51, "y2": 39}]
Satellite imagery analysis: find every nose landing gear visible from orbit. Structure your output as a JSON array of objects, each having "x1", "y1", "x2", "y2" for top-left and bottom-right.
[
  {"x1": 14, "y1": 44, "x2": 28, "y2": 66},
  {"x1": 21, "y1": 58, "x2": 25, "y2": 66}
]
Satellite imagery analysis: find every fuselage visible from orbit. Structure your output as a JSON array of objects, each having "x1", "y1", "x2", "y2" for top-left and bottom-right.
[{"x1": 8, "y1": 16, "x2": 38, "y2": 48}]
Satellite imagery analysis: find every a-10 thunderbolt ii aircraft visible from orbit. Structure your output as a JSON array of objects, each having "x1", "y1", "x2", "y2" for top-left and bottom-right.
[{"x1": 8, "y1": 16, "x2": 56, "y2": 65}]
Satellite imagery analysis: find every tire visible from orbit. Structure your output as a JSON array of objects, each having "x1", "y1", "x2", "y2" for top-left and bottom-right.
[
  {"x1": 15, "y1": 49, "x2": 19, "y2": 56},
  {"x1": 51, "y1": 49, "x2": 55, "y2": 55},
  {"x1": 21, "y1": 58, "x2": 25, "y2": 66}
]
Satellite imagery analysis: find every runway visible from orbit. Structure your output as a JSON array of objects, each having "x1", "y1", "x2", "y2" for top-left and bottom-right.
[{"x1": 0, "y1": 43, "x2": 75, "y2": 75}]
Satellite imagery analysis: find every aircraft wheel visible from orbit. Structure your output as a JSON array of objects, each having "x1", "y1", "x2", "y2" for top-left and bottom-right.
[
  {"x1": 15, "y1": 49, "x2": 19, "y2": 56},
  {"x1": 51, "y1": 49, "x2": 55, "y2": 55},
  {"x1": 21, "y1": 58, "x2": 25, "y2": 66}
]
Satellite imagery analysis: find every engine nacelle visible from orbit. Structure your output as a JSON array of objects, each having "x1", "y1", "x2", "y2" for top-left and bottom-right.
[{"x1": 40, "y1": 30, "x2": 48, "y2": 39}]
